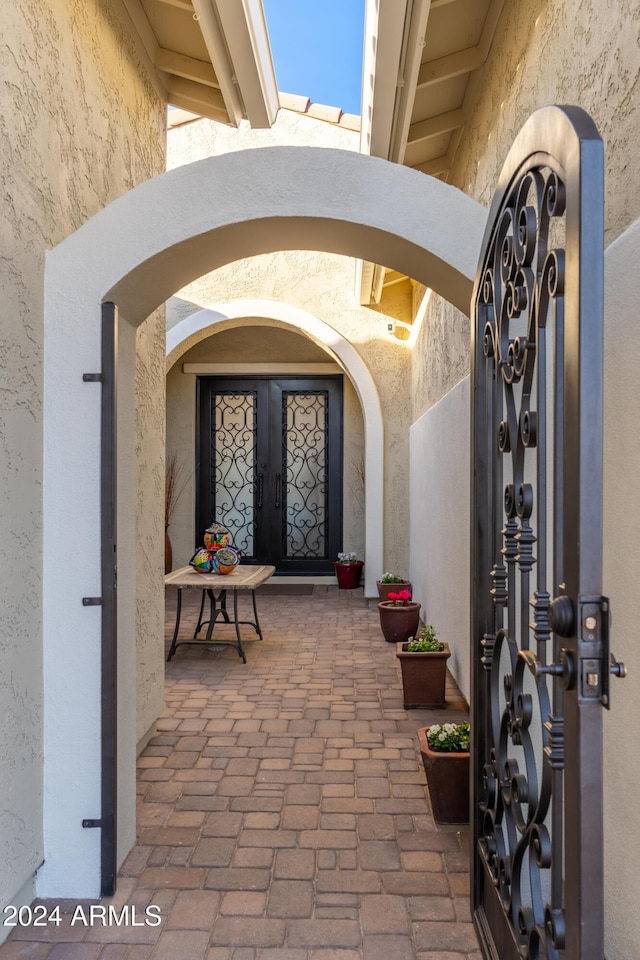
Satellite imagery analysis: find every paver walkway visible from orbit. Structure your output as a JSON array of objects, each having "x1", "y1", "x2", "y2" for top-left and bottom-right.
[{"x1": 1, "y1": 585, "x2": 480, "y2": 960}]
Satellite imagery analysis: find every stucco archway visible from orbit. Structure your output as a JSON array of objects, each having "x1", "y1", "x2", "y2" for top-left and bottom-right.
[
  {"x1": 167, "y1": 300, "x2": 385, "y2": 595},
  {"x1": 41, "y1": 145, "x2": 487, "y2": 896}
]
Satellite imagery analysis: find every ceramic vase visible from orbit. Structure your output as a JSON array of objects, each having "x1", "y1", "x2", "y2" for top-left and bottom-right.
[{"x1": 377, "y1": 600, "x2": 421, "y2": 644}]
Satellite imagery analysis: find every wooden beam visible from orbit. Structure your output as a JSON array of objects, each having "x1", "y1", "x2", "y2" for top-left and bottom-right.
[
  {"x1": 165, "y1": 75, "x2": 229, "y2": 122},
  {"x1": 417, "y1": 45, "x2": 485, "y2": 88},
  {"x1": 408, "y1": 108, "x2": 464, "y2": 144},
  {"x1": 412, "y1": 156, "x2": 451, "y2": 177},
  {"x1": 155, "y1": 47, "x2": 219, "y2": 87},
  {"x1": 156, "y1": 0, "x2": 194, "y2": 11},
  {"x1": 479, "y1": 0, "x2": 505, "y2": 58}
]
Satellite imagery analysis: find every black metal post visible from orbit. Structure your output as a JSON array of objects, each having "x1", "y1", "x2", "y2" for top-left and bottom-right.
[{"x1": 100, "y1": 301, "x2": 118, "y2": 896}]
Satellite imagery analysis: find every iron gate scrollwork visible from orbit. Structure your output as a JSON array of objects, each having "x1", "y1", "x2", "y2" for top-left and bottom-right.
[{"x1": 471, "y1": 106, "x2": 625, "y2": 960}]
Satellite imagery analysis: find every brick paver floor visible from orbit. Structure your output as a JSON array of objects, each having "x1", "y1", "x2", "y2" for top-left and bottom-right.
[{"x1": 1, "y1": 585, "x2": 480, "y2": 960}]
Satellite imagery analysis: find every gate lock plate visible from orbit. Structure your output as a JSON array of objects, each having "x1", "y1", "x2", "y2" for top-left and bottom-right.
[{"x1": 577, "y1": 596, "x2": 625, "y2": 708}]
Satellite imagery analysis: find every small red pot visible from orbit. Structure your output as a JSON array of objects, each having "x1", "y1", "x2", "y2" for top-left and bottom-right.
[{"x1": 334, "y1": 560, "x2": 364, "y2": 589}]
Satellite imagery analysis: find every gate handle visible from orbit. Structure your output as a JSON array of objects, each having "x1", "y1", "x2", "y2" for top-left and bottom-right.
[
  {"x1": 275, "y1": 473, "x2": 281, "y2": 508},
  {"x1": 257, "y1": 474, "x2": 263, "y2": 509}
]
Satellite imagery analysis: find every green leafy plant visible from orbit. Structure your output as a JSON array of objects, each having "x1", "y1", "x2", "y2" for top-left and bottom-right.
[
  {"x1": 426, "y1": 721, "x2": 470, "y2": 753},
  {"x1": 406, "y1": 624, "x2": 444, "y2": 652},
  {"x1": 380, "y1": 571, "x2": 406, "y2": 584}
]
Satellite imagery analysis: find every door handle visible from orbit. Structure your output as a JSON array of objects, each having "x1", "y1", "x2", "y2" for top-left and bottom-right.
[
  {"x1": 275, "y1": 473, "x2": 281, "y2": 508},
  {"x1": 257, "y1": 473, "x2": 263, "y2": 509}
]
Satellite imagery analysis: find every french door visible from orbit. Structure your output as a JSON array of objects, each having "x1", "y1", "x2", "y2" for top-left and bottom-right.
[{"x1": 196, "y1": 376, "x2": 343, "y2": 573}]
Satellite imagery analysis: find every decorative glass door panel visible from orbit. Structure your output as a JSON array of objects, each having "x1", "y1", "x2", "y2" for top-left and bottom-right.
[
  {"x1": 197, "y1": 377, "x2": 342, "y2": 572},
  {"x1": 212, "y1": 391, "x2": 257, "y2": 557},
  {"x1": 283, "y1": 392, "x2": 328, "y2": 559}
]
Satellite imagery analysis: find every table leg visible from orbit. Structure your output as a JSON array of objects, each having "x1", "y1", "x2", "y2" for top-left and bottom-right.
[
  {"x1": 193, "y1": 591, "x2": 206, "y2": 638},
  {"x1": 167, "y1": 588, "x2": 182, "y2": 662},
  {"x1": 251, "y1": 589, "x2": 264, "y2": 641},
  {"x1": 233, "y1": 589, "x2": 247, "y2": 663}
]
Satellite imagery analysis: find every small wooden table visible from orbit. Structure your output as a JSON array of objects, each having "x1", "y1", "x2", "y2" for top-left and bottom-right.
[{"x1": 165, "y1": 565, "x2": 275, "y2": 663}]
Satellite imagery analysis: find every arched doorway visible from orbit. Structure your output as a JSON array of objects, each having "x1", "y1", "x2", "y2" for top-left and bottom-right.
[
  {"x1": 41, "y1": 145, "x2": 486, "y2": 895},
  {"x1": 167, "y1": 302, "x2": 385, "y2": 594}
]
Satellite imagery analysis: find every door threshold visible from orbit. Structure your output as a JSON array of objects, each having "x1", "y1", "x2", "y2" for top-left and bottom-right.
[{"x1": 269, "y1": 575, "x2": 337, "y2": 585}]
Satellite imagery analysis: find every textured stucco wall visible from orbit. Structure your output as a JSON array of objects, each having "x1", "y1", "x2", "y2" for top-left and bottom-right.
[
  {"x1": 167, "y1": 112, "x2": 414, "y2": 577},
  {"x1": 166, "y1": 325, "x2": 366, "y2": 569},
  {"x1": 0, "y1": 0, "x2": 164, "y2": 913},
  {"x1": 135, "y1": 310, "x2": 167, "y2": 744},
  {"x1": 453, "y1": 0, "x2": 640, "y2": 245}
]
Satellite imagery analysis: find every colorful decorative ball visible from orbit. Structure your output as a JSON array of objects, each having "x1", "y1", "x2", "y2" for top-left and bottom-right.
[
  {"x1": 203, "y1": 522, "x2": 231, "y2": 551},
  {"x1": 189, "y1": 548, "x2": 215, "y2": 574},
  {"x1": 211, "y1": 546, "x2": 240, "y2": 575}
]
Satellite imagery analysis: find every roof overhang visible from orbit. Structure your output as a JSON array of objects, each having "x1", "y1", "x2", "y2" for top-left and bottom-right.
[
  {"x1": 122, "y1": 0, "x2": 279, "y2": 127},
  {"x1": 359, "y1": 0, "x2": 503, "y2": 305}
]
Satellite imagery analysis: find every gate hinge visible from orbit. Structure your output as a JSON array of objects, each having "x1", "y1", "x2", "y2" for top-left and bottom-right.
[
  {"x1": 82, "y1": 373, "x2": 102, "y2": 382},
  {"x1": 82, "y1": 597, "x2": 103, "y2": 606},
  {"x1": 82, "y1": 819, "x2": 103, "y2": 828}
]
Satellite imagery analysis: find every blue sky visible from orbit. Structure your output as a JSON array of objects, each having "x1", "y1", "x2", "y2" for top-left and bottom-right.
[{"x1": 262, "y1": 0, "x2": 365, "y2": 116}]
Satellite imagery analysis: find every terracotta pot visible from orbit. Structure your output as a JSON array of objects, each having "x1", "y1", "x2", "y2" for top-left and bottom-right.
[
  {"x1": 334, "y1": 560, "x2": 364, "y2": 589},
  {"x1": 376, "y1": 580, "x2": 412, "y2": 601},
  {"x1": 417, "y1": 726, "x2": 469, "y2": 824},
  {"x1": 395, "y1": 641, "x2": 450, "y2": 709},
  {"x1": 164, "y1": 526, "x2": 173, "y2": 574},
  {"x1": 377, "y1": 600, "x2": 421, "y2": 644}
]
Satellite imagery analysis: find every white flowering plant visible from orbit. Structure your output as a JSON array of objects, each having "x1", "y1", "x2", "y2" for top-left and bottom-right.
[
  {"x1": 380, "y1": 571, "x2": 406, "y2": 583},
  {"x1": 337, "y1": 551, "x2": 359, "y2": 564},
  {"x1": 426, "y1": 721, "x2": 470, "y2": 753}
]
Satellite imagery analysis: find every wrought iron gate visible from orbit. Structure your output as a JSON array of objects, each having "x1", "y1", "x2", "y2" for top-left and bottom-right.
[{"x1": 470, "y1": 106, "x2": 625, "y2": 959}]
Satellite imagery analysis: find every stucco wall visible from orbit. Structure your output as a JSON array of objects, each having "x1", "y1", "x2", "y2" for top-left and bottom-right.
[
  {"x1": 453, "y1": 0, "x2": 640, "y2": 246},
  {"x1": 602, "y1": 218, "x2": 640, "y2": 960},
  {"x1": 167, "y1": 112, "x2": 415, "y2": 578},
  {"x1": 409, "y1": 377, "x2": 471, "y2": 701},
  {"x1": 135, "y1": 312, "x2": 167, "y2": 745},
  {"x1": 0, "y1": 0, "x2": 165, "y2": 916},
  {"x1": 166, "y1": 325, "x2": 366, "y2": 569}
]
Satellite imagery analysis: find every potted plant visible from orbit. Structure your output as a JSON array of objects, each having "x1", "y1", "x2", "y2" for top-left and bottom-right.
[
  {"x1": 378, "y1": 589, "x2": 421, "y2": 644},
  {"x1": 417, "y1": 721, "x2": 470, "y2": 824},
  {"x1": 376, "y1": 571, "x2": 412, "y2": 601},
  {"x1": 333, "y1": 551, "x2": 364, "y2": 589},
  {"x1": 395, "y1": 625, "x2": 450, "y2": 708}
]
